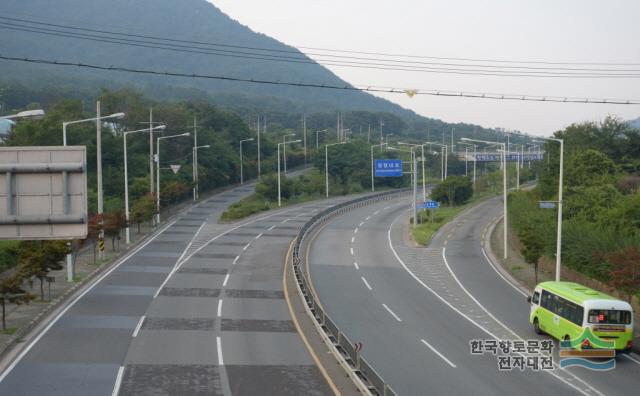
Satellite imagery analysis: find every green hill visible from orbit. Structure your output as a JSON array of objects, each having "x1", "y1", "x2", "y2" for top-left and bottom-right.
[{"x1": 0, "y1": 0, "x2": 499, "y2": 137}]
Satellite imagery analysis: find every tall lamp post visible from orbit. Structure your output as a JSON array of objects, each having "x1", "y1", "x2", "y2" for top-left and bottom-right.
[
  {"x1": 424, "y1": 142, "x2": 448, "y2": 181},
  {"x1": 398, "y1": 143, "x2": 420, "y2": 226},
  {"x1": 462, "y1": 137, "x2": 507, "y2": 259},
  {"x1": 325, "y1": 142, "x2": 346, "y2": 197},
  {"x1": 532, "y1": 136, "x2": 564, "y2": 281},
  {"x1": 458, "y1": 142, "x2": 477, "y2": 191},
  {"x1": 316, "y1": 129, "x2": 328, "y2": 151},
  {"x1": 62, "y1": 104, "x2": 125, "y2": 277},
  {"x1": 123, "y1": 125, "x2": 166, "y2": 245},
  {"x1": 156, "y1": 133, "x2": 190, "y2": 223},
  {"x1": 277, "y1": 139, "x2": 301, "y2": 207},
  {"x1": 193, "y1": 144, "x2": 210, "y2": 200},
  {"x1": 239, "y1": 138, "x2": 254, "y2": 184},
  {"x1": 283, "y1": 133, "x2": 296, "y2": 174}
]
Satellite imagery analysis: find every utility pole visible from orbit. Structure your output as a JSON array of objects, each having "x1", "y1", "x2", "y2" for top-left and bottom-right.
[
  {"x1": 451, "y1": 128, "x2": 455, "y2": 153},
  {"x1": 149, "y1": 107, "x2": 154, "y2": 196},
  {"x1": 303, "y1": 114, "x2": 307, "y2": 166},
  {"x1": 368, "y1": 124, "x2": 371, "y2": 144},
  {"x1": 379, "y1": 120, "x2": 384, "y2": 149},
  {"x1": 96, "y1": 101, "x2": 104, "y2": 260},
  {"x1": 192, "y1": 116, "x2": 198, "y2": 200},
  {"x1": 257, "y1": 116, "x2": 261, "y2": 180}
]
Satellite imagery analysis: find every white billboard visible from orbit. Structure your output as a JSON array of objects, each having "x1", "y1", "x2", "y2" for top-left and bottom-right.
[{"x1": 0, "y1": 146, "x2": 88, "y2": 240}]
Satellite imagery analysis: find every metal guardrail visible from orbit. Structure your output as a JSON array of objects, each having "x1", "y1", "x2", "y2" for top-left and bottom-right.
[{"x1": 292, "y1": 189, "x2": 410, "y2": 396}]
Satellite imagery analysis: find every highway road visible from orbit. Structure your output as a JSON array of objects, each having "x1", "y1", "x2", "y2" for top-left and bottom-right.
[
  {"x1": 0, "y1": 181, "x2": 348, "y2": 396},
  {"x1": 307, "y1": 194, "x2": 640, "y2": 396}
]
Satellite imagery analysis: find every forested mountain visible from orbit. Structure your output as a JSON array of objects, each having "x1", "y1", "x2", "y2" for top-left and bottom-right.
[{"x1": 0, "y1": 0, "x2": 418, "y2": 119}]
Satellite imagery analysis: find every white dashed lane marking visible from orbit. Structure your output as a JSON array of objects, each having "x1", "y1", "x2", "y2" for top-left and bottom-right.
[{"x1": 361, "y1": 277, "x2": 372, "y2": 290}]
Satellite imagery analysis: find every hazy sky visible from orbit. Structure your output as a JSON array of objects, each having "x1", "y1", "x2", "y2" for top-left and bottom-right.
[{"x1": 209, "y1": 0, "x2": 640, "y2": 136}]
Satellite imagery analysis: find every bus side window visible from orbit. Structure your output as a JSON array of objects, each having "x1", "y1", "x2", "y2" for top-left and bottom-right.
[{"x1": 532, "y1": 292, "x2": 540, "y2": 305}]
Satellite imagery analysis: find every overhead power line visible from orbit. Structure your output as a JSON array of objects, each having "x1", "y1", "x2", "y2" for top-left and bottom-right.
[
  {"x1": 1, "y1": 54, "x2": 638, "y2": 105},
  {"x1": 1, "y1": 15, "x2": 638, "y2": 68},
  {"x1": 1, "y1": 16, "x2": 640, "y2": 78}
]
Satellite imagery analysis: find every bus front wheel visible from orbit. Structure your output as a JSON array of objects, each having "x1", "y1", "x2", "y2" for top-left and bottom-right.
[{"x1": 533, "y1": 318, "x2": 543, "y2": 335}]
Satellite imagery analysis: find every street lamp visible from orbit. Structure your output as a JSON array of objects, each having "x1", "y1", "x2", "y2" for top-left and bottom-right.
[
  {"x1": 325, "y1": 142, "x2": 346, "y2": 197},
  {"x1": 462, "y1": 137, "x2": 507, "y2": 259},
  {"x1": 277, "y1": 139, "x2": 301, "y2": 207},
  {"x1": 316, "y1": 129, "x2": 328, "y2": 151},
  {"x1": 239, "y1": 138, "x2": 254, "y2": 184},
  {"x1": 123, "y1": 125, "x2": 166, "y2": 245},
  {"x1": 62, "y1": 103, "x2": 125, "y2": 270},
  {"x1": 398, "y1": 143, "x2": 420, "y2": 227},
  {"x1": 193, "y1": 144, "x2": 210, "y2": 200},
  {"x1": 62, "y1": 111, "x2": 125, "y2": 146},
  {"x1": 458, "y1": 141, "x2": 477, "y2": 191},
  {"x1": 424, "y1": 141, "x2": 448, "y2": 181},
  {"x1": 532, "y1": 135, "x2": 564, "y2": 281},
  {"x1": 283, "y1": 133, "x2": 296, "y2": 174},
  {"x1": 156, "y1": 132, "x2": 190, "y2": 223},
  {"x1": 0, "y1": 109, "x2": 45, "y2": 120}
]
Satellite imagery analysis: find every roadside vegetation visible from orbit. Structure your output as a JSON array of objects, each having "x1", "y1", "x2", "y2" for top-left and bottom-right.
[
  {"x1": 509, "y1": 117, "x2": 640, "y2": 300},
  {"x1": 410, "y1": 170, "x2": 535, "y2": 245}
]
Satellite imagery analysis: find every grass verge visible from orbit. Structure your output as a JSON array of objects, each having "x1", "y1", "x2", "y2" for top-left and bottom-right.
[
  {"x1": 411, "y1": 191, "x2": 498, "y2": 246},
  {"x1": 220, "y1": 193, "x2": 324, "y2": 221}
]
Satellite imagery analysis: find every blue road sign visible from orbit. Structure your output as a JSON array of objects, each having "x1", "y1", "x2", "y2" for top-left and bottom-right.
[
  {"x1": 417, "y1": 200, "x2": 440, "y2": 210},
  {"x1": 374, "y1": 159, "x2": 403, "y2": 177},
  {"x1": 539, "y1": 201, "x2": 556, "y2": 209}
]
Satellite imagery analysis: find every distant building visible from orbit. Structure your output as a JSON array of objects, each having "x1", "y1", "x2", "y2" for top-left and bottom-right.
[{"x1": 0, "y1": 119, "x2": 15, "y2": 142}]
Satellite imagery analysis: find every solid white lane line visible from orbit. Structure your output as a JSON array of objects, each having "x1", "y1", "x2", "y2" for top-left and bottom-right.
[
  {"x1": 132, "y1": 316, "x2": 145, "y2": 338},
  {"x1": 233, "y1": 256, "x2": 240, "y2": 265},
  {"x1": 350, "y1": 247, "x2": 354, "y2": 255},
  {"x1": 386, "y1": 214, "x2": 599, "y2": 396},
  {"x1": 420, "y1": 339, "x2": 457, "y2": 368},
  {"x1": 217, "y1": 336, "x2": 224, "y2": 365},
  {"x1": 622, "y1": 353, "x2": 640, "y2": 365},
  {"x1": 154, "y1": 221, "x2": 207, "y2": 298},
  {"x1": 0, "y1": 218, "x2": 178, "y2": 384},
  {"x1": 112, "y1": 366, "x2": 125, "y2": 396},
  {"x1": 217, "y1": 299, "x2": 223, "y2": 317},
  {"x1": 480, "y1": 247, "x2": 527, "y2": 297},
  {"x1": 268, "y1": 225, "x2": 276, "y2": 231},
  {"x1": 243, "y1": 243, "x2": 251, "y2": 251},
  {"x1": 382, "y1": 303, "x2": 402, "y2": 322},
  {"x1": 354, "y1": 228, "x2": 358, "y2": 234},
  {"x1": 354, "y1": 262, "x2": 359, "y2": 270},
  {"x1": 255, "y1": 233, "x2": 263, "y2": 239},
  {"x1": 222, "y1": 274, "x2": 230, "y2": 287},
  {"x1": 361, "y1": 277, "x2": 372, "y2": 290},
  {"x1": 351, "y1": 236, "x2": 355, "y2": 243}
]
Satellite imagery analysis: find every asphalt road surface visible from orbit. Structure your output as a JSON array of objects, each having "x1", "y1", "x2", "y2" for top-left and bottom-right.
[
  {"x1": 0, "y1": 181, "x2": 349, "y2": 396},
  {"x1": 307, "y1": 195, "x2": 640, "y2": 396}
]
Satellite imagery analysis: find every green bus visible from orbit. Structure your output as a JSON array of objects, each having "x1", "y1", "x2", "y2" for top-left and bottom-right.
[{"x1": 528, "y1": 281, "x2": 634, "y2": 352}]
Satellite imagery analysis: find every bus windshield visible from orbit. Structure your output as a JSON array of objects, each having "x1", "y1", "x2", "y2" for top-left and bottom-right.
[{"x1": 588, "y1": 309, "x2": 632, "y2": 325}]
